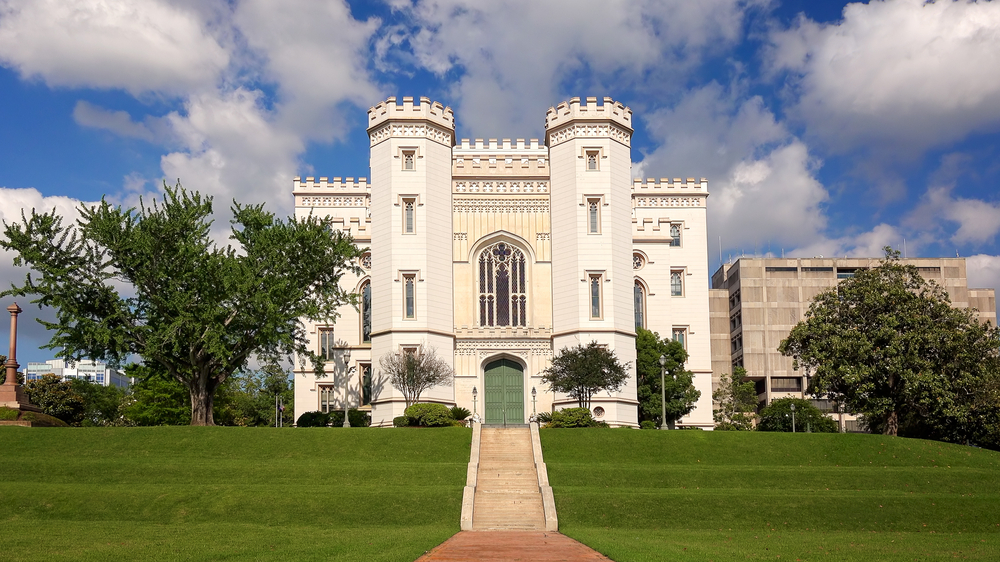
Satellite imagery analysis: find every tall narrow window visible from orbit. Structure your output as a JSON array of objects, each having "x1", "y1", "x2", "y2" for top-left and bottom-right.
[
  {"x1": 634, "y1": 281, "x2": 645, "y2": 329},
  {"x1": 361, "y1": 281, "x2": 371, "y2": 343},
  {"x1": 402, "y1": 150, "x2": 415, "y2": 170},
  {"x1": 586, "y1": 150, "x2": 599, "y2": 171},
  {"x1": 403, "y1": 199, "x2": 415, "y2": 233},
  {"x1": 360, "y1": 363, "x2": 372, "y2": 406},
  {"x1": 318, "y1": 327, "x2": 335, "y2": 359},
  {"x1": 672, "y1": 327, "x2": 687, "y2": 349},
  {"x1": 670, "y1": 224, "x2": 681, "y2": 247},
  {"x1": 671, "y1": 271, "x2": 683, "y2": 296},
  {"x1": 319, "y1": 385, "x2": 335, "y2": 413},
  {"x1": 403, "y1": 274, "x2": 415, "y2": 319},
  {"x1": 590, "y1": 274, "x2": 602, "y2": 319},
  {"x1": 478, "y1": 242, "x2": 527, "y2": 327},
  {"x1": 588, "y1": 198, "x2": 600, "y2": 234}
]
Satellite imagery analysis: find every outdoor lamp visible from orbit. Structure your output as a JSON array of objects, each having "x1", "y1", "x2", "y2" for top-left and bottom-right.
[
  {"x1": 472, "y1": 386, "x2": 478, "y2": 416},
  {"x1": 531, "y1": 386, "x2": 537, "y2": 416},
  {"x1": 790, "y1": 402, "x2": 796, "y2": 433},
  {"x1": 659, "y1": 354, "x2": 667, "y2": 430},
  {"x1": 342, "y1": 348, "x2": 352, "y2": 428}
]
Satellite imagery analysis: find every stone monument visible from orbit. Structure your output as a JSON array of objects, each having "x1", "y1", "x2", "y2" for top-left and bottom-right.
[{"x1": 0, "y1": 302, "x2": 41, "y2": 414}]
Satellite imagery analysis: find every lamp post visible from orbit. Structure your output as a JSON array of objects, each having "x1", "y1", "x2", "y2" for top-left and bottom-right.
[
  {"x1": 531, "y1": 386, "x2": 537, "y2": 416},
  {"x1": 659, "y1": 354, "x2": 667, "y2": 430},
  {"x1": 790, "y1": 402, "x2": 796, "y2": 433},
  {"x1": 342, "y1": 348, "x2": 352, "y2": 428},
  {"x1": 472, "y1": 386, "x2": 478, "y2": 417}
]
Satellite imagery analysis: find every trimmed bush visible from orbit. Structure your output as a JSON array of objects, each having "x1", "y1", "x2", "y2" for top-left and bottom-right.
[
  {"x1": 758, "y1": 397, "x2": 838, "y2": 433},
  {"x1": 639, "y1": 420, "x2": 657, "y2": 430},
  {"x1": 548, "y1": 407, "x2": 600, "y2": 428},
  {"x1": 536, "y1": 411, "x2": 553, "y2": 424},
  {"x1": 449, "y1": 406, "x2": 471, "y2": 421},
  {"x1": 0, "y1": 406, "x2": 19, "y2": 421},
  {"x1": 329, "y1": 409, "x2": 372, "y2": 427},
  {"x1": 404, "y1": 403, "x2": 453, "y2": 427},
  {"x1": 392, "y1": 416, "x2": 409, "y2": 427},
  {"x1": 296, "y1": 411, "x2": 330, "y2": 427}
]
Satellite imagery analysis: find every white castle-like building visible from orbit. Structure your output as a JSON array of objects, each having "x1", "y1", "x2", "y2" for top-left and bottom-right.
[{"x1": 293, "y1": 96, "x2": 712, "y2": 428}]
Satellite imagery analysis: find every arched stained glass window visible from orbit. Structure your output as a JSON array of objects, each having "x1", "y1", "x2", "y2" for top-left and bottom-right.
[
  {"x1": 361, "y1": 280, "x2": 371, "y2": 343},
  {"x1": 634, "y1": 281, "x2": 645, "y2": 329},
  {"x1": 479, "y1": 242, "x2": 527, "y2": 327}
]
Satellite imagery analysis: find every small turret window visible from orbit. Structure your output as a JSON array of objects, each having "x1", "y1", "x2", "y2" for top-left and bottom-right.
[{"x1": 586, "y1": 150, "x2": 599, "y2": 171}]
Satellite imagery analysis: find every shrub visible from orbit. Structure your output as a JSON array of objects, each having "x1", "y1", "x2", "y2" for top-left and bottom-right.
[
  {"x1": 758, "y1": 398, "x2": 838, "y2": 433},
  {"x1": 392, "y1": 416, "x2": 410, "y2": 427},
  {"x1": 548, "y1": 407, "x2": 600, "y2": 428},
  {"x1": 404, "y1": 403, "x2": 453, "y2": 427},
  {"x1": 449, "y1": 406, "x2": 471, "y2": 421},
  {"x1": 0, "y1": 407, "x2": 19, "y2": 421},
  {"x1": 640, "y1": 420, "x2": 657, "y2": 430},
  {"x1": 329, "y1": 409, "x2": 372, "y2": 427},
  {"x1": 536, "y1": 411, "x2": 553, "y2": 424},
  {"x1": 296, "y1": 411, "x2": 330, "y2": 427}
]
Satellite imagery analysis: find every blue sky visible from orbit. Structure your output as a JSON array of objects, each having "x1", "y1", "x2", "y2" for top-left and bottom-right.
[{"x1": 1, "y1": 0, "x2": 999, "y2": 364}]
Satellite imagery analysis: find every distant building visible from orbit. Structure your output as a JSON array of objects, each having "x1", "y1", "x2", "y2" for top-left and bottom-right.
[
  {"x1": 23, "y1": 359, "x2": 131, "y2": 388},
  {"x1": 710, "y1": 257, "x2": 997, "y2": 421}
]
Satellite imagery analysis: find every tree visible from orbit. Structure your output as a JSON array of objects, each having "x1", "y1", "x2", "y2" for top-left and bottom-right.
[
  {"x1": 23, "y1": 374, "x2": 86, "y2": 425},
  {"x1": 69, "y1": 378, "x2": 127, "y2": 427},
  {"x1": 779, "y1": 247, "x2": 1000, "y2": 442},
  {"x1": 215, "y1": 363, "x2": 294, "y2": 427},
  {"x1": 123, "y1": 364, "x2": 191, "y2": 425},
  {"x1": 757, "y1": 398, "x2": 838, "y2": 433},
  {"x1": 542, "y1": 341, "x2": 629, "y2": 411},
  {"x1": 1, "y1": 183, "x2": 363, "y2": 425},
  {"x1": 713, "y1": 367, "x2": 758, "y2": 430},
  {"x1": 635, "y1": 328, "x2": 700, "y2": 428},
  {"x1": 379, "y1": 345, "x2": 454, "y2": 408}
]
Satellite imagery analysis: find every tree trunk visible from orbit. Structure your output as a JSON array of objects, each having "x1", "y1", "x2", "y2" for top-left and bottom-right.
[
  {"x1": 883, "y1": 410, "x2": 898, "y2": 436},
  {"x1": 189, "y1": 383, "x2": 215, "y2": 426}
]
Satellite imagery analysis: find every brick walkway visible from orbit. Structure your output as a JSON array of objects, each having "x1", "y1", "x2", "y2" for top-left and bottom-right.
[{"x1": 414, "y1": 531, "x2": 613, "y2": 561}]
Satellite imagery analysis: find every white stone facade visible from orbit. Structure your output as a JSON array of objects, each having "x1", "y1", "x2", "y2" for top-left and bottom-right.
[{"x1": 293, "y1": 96, "x2": 713, "y2": 428}]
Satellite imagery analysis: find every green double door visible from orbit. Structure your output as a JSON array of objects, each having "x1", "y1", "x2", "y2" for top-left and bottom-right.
[{"x1": 484, "y1": 359, "x2": 524, "y2": 425}]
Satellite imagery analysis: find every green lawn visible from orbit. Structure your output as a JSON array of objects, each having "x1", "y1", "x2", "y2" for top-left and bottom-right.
[
  {"x1": 0, "y1": 427, "x2": 471, "y2": 562},
  {"x1": 541, "y1": 429, "x2": 1000, "y2": 561}
]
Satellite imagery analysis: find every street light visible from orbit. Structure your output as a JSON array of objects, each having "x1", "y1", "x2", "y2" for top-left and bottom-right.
[
  {"x1": 472, "y1": 386, "x2": 478, "y2": 417},
  {"x1": 531, "y1": 386, "x2": 537, "y2": 416},
  {"x1": 342, "y1": 348, "x2": 352, "y2": 428},
  {"x1": 659, "y1": 354, "x2": 667, "y2": 430},
  {"x1": 790, "y1": 402, "x2": 796, "y2": 434}
]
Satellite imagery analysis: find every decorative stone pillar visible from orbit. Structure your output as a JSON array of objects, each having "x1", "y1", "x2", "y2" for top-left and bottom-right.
[{"x1": 0, "y1": 302, "x2": 40, "y2": 412}]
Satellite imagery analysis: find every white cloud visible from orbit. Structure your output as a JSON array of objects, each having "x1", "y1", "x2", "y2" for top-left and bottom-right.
[
  {"x1": 966, "y1": 254, "x2": 1000, "y2": 293},
  {"x1": 906, "y1": 184, "x2": 1000, "y2": 247},
  {"x1": 73, "y1": 101, "x2": 155, "y2": 141},
  {"x1": 391, "y1": 0, "x2": 758, "y2": 137},
  {"x1": 768, "y1": 0, "x2": 1000, "y2": 156},
  {"x1": 636, "y1": 83, "x2": 829, "y2": 253},
  {"x1": 0, "y1": 0, "x2": 230, "y2": 95},
  {"x1": 788, "y1": 223, "x2": 903, "y2": 260}
]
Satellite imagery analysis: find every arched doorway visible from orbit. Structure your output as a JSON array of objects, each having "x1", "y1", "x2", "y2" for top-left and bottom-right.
[{"x1": 484, "y1": 358, "x2": 524, "y2": 425}]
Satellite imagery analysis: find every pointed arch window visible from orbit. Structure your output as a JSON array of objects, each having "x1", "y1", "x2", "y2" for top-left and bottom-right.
[
  {"x1": 634, "y1": 280, "x2": 645, "y2": 329},
  {"x1": 360, "y1": 280, "x2": 371, "y2": 343},
  {"x1": 478, "y1": 242, "x2": 527, "y2": 327}
]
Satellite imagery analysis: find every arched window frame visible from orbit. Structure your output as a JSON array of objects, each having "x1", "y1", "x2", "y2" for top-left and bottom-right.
[
  {"x1": 634, "y1": 277, "x2": 648, "y2": 330},
  {"x1": 477, "y1": 240, "x2": 529, "y2": 327},
  {"x1": 358, "y1": 278, "x2": 372, "y2": 344}
]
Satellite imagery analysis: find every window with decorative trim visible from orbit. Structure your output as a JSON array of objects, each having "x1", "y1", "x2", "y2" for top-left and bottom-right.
[
  {"x1": 360, "y1": 281, "x2": 372, "y2": 343},
  {"x1": 633, "y1": 253, "x2": 644, "y2": 270},
  {"x1": 587, "y1": 198, "x2": 601, "y2": 234},
  {"x1": 590, "y1": 274, "x2": 603, "y2": 319},
  {"x1": 672, "y1": 327, "x2": 687, "y2": 349},
  {"x1": 586, "y1": 150, "x2": 599, "y2": 171},
  {"x1": 670, "y1": 223, "x2": 681, "y2": 247},
  {"x1": 670, "y1": 270, "x2": 684, "y2": 296},
  {"x1": 403, "y1": 274, "x2": 416, "y2": 319},
  {"x1": 403, "y1": 198, "x2": 415, "y2": 234},
  {"x1": 634, "y1": 281, "x2": 646, "y2": 329},
  {"x1": 319, "y1": 385, "x2": 336, "y2": 413},
  {"x1": 318, "y1": 327, "x2": 335, "y2": 360},
  {"x1": 402, "y1": 150, "x2": 415, "y2": 170},
  {"x1": 359, "y1": 362, "x2": 372, "y2": 406},
  {"x1": 478, "y1": 242, "x2": 527, "y2": 327}
]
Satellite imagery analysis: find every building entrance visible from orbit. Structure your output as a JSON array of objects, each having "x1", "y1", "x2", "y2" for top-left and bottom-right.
[{"x1": 484, "y1": 358, "x2": 524, "y2": 425}]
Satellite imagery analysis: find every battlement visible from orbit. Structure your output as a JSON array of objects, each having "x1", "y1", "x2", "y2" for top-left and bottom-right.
[
  {"x1": 454, "y1": 138, "x2": 546, "y2": 152},
  {"x1": 632, "y1": 177, "x2": 709, "y2": 193},
  {"x1": 545, "y1": 97, "x2": 632, "y2": 131},
  {"x1": 293, "y1": 176, "x2": 370, "y2": 194},
  {"x1": 367, "y1": 96, "x2": 454, "y2": 132}
]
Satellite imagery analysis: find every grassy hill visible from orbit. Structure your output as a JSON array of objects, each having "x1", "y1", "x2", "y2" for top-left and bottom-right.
[
  {"x1": 0, "y1": 427, "x2": 470, "y2": 562},
  {"x1": 541, "y1": 429, "x2": 1000, "y2": 561}
]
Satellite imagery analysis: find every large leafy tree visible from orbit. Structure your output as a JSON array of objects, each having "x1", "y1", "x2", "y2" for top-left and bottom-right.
[
  {"x1": 1, "y1": 184, "x2": 362, "y2": 425},
  {"x1": 779, "y1": 248, "x2": 1000, "y2": 443},
  {"x1": 378, "y1": 345, "x2": 454, "y2": 408},
  {"x1": 635, "y1": 327, "x2": 700, "y2": 428},
  {"x1": 23, "y1": 374, "x2": 86, "y2": 425},
  {"x1": 757, "y1": 397, "x2": 837, "y2": 433},
  {"x1": 542, "y1": 341, "x2": 629, "y2": 411},
  {"x1": 713, "y1": 367, "x2": 758, "y2": 430}
]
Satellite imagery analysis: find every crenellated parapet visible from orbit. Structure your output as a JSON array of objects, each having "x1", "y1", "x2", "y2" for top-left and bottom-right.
[
  {"x1": 293, "y1": 176, "x2": 371, "y2": 213},
  {"x1": 544, "y1": 97, "x2": 633, "y2": 147},
  {"x1": 368, "y1": 96, "x2": 455, "y2": 147},
  {"x1": 455, "y1": 138, "x2": 545, "y2": 152},
  {"x1": 631, "y1": 177, "x2": 709, "y2": 209}
]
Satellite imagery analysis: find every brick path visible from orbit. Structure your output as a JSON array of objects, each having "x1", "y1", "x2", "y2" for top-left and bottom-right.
[{"x1": 414, "y1": 531, "x2": 613, "y2": 561}]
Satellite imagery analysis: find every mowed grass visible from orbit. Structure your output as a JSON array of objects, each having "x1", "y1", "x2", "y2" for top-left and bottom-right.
[
  {"x1": 0, "y1": 427, "x2": 471, "y2": 562},
  {"x1": 541, "y1": 430, "x2": 1000, "y2": 561}
]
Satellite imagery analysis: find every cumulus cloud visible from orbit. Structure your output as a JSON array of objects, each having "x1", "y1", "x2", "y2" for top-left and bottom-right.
[
  {"x1": 768, "y1": 0, "x2": 1000, "y2": 156},
  {"x1": 635, "y1": 83, "x2": 829, "y2": 253},
  {"x1": 73, "y1": 101, "x2": 155, "y2": 141},
  {"x1": 0, "y1": 0, "x2": 230, "y2": 95},
  {"x1": 788, "y1": 223, "x2": 904, "y2": 260},
  {"x1": 966, "y1": 254, "x2": 1000, "y2": 293},
  {"x1": 390, "y1": 0, "x2": 759, "y2": 137}
]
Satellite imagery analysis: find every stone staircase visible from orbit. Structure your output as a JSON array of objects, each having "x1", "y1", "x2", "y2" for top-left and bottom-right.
[{"x1": 472, "y1": 428, "x2": 546, "y2": 530}]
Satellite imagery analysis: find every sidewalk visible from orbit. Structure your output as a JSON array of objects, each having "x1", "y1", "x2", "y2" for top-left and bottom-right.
[{"x1": 415, "y1": 531, "x2": 613, "y2": 561}]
